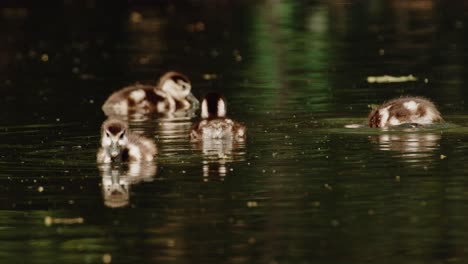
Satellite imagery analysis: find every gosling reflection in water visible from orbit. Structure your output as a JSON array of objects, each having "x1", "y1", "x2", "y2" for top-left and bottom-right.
[
  {"x1": 99, "y1": 162, "x2": 157, "y2": 208},
  {"x1": 371, "y1": 132, "x2": 441, "y2": 162},
  {"x1": 190, "y1": 93, "x2": 246, "y2": 181},
  {"x1": 193, "y1": 138, "x2": 246, "y2": 181}
]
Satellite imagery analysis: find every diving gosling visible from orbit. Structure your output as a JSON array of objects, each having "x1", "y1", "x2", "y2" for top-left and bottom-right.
[
  {"x1": 368, "y1": 97, "x2": 443, "y2": 128},
  {"x1": 97, "y1": 119, "x2": 157, "y2": 163},
  {"x1": 102, "y1": 71, "x2": 199, "y2": 116},
  {"x1": 190, "y1": 93, "x2": 246, "y2": 140}
]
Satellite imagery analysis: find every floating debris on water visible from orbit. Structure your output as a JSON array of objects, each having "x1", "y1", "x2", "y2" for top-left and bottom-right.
[
  {"x1": 129, "y1": 11, "x2": 142, "y2": 24},
  {"x1": 233, "y1": 50, "x2": 242, "y2": 62},
  {"x1": 344, "y1": 124, "x2": 362, "y2": 129},
  {"x1": 367, "y1": 74, "x2": 418, "y2": 83},
  {"x1": 41, "y1": 54, "x2": 49, "y2": 62},
  {"x1": 324, "y1": 183, "x2": 333, "y2": 191},
  {"x1": 102, "y1": 253, "x2": 112, "y2": 264},
  {"x1": 202, "y1": 73, "x2": 217, "y2": 80},
  {"x1": 440, "y1": 154, "x2": 447, "y2": 160},
  {"x1": 44, "y1": 216, "x2": 84, "y2": 226},
  {"x1": 395, "y1": 175, "x2": 401, "y2": 182},
  {"x1": 167, "y1": 239, "x2": 176, "y2": 247},
  {"x1": 246, "y1": 201, "x2": 258, "y2": 208},
  {"x1": 186, "y1": 21, "x2": 205, "y2": 32}
]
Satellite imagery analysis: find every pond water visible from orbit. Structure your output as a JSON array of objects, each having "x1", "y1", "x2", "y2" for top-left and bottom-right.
[{"x1": 1, "y1": 1, "x2": 468, "y2": 263}]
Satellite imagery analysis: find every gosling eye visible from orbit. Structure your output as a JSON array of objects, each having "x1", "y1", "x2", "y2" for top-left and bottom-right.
[
  {"x1": 119, "y1": 131, "x2": 125, "y2": 139},
  {"x1": 106, "y1": 131, "x2": 111, "y2": 137}
]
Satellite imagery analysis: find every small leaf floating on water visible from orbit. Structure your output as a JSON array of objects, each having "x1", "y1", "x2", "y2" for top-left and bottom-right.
[
  {"x1": 44, "y1": 216, "x2": 84, "y2": 227},
  {"x1": 367, "y1": 74, "x2": 418, "y2": 83},
  {"x1": 324, "y1": 184, "x2": 333, "y2": 191},
  {"x1": 440, "y1": 154, "x2": 447, "y2": 160}
]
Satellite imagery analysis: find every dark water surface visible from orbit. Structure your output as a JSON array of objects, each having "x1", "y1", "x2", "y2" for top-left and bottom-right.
[{"x1": 2, "y1": 1, "x2": 468, "y2": 263}]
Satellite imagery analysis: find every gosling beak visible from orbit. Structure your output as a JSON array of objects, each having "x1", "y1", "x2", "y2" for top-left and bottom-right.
[{"x1": 110, "y1": 143, "x2": 120, "y2": 157}]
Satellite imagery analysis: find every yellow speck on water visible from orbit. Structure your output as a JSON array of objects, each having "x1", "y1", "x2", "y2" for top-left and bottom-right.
[
  {"x1": 167, "y1": 239, "x2": 176, "y2": 247},
  {"x1": 129, "y1": 11, "x2": 142, "y2": 24},
  {"x1": 102, "y1": 253, "x2": 112, "y2": 264},
  {"x1": 395, "y1": 175, "x2": 401, "y2": 182},
  {"x1": 41, "y1": 54, "x2": 49, "y2": 62},
  {"x1": 440, "y1": 154, "x2": 447, "y2": 160},
  {"x1": 312, "y1": 201, "x2": 320, "y2": 207},
  {"x1": 233, "y1": 50, "x2": 242, "y2": 62},
  {"x1": 248, "y1": 237, "x2": 256, "y2": 244},
  {"x1": 324, "y1": 183, "x2": 332, "y2": 191},
  {"x1": 247, "y1": 201, "x2": 258, "y2": 208},
  {"x1": 44, "y1": 216, "x2": 53, "y2": 226},
  {"x1": 37, "y1": 186, "x2": 44, "y2": 193},
  {"x1": 368, "y1": 209, "x2": 375, "y2": 215},
  {"x1": 203, "y1": 74, "x2": 218, "y2": 80}
]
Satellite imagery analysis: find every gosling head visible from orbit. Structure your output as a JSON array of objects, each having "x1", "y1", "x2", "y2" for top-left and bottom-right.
[
  {"x1": 157, "y1": 71, "x2": 192, "y2": 101},
  {"x1": 101, "y1": 119, "x2": 129, "y2": 158},
  {"x1": 201, "y1": 93, "x2": 226, "y2": 119}
]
